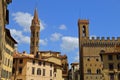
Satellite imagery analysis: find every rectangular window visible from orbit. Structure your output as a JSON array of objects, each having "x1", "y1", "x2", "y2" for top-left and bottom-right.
[
  {"x1": 50, "y1": 70, "x2": 52, "y2": 76},
  {"x1": 43, "y1": 69, "x2": 45, "y2": 76},
  {"x1": 118, "y1": 63, "x2": 120, "y2": 71},
  {"x1": 13, "y1": 59, "x2": 15, "y2": 64},
  {"x1": 43, "y1": 62, "x2": 45, "y2": 66},
  {"x1": 109, "y1": 63, "x2": 114, "y2": 70},
  {"x1": 50, "y1": 63, "x2": 52, "y2": 67},
  {"x1": 109, "y1": 73, "x2": 114, "y2": 80},
  {"x1": 108, "y1": 55, "x2": 113, "y2": 60},
  {"x1": 37, "y1": 68, "x2": 41, "y2": 75},
  {"x1": 19, "y1": 59, "x2": 23, "y2": 64},
  {"x1": 32, "y1": 67, "x2": 35, "y2": 75},
  {"x1": 32, "y1": 60, "x2": 35, "y2": 64},
  {"x1": 19, "y1": 67, "x2": 22, "y2": 74},
  {"x1": 117, "y1": 55, "x2": 120, "y2": 60},
  {"x1": 8, "y1": 59, "x2": 10, "y2": 66},
  {"x1": 38, "y1": 61, "x2": 41, "y2": 65},
  {"x1": 5, "y1": 58, "x2": 7, "y2": 65},
  {"x1": 54, "y1": 68, "x2": 57, "y2": 72},
  {"x1": 54, "y1": 74, "x2": 56, "y2": 77}
]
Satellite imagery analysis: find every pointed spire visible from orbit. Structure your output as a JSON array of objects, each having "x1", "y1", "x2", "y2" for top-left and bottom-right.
[
  {"x1": 34, "y1": 8, "x2": 39, "y2": 20},
  {"x1": 32, "y1": 8, "x2": 39, "y2": 25}
]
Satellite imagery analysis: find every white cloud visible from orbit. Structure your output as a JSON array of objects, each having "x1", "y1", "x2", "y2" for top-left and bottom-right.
[
  {"x1": 10, "y1": 29, "x2": 30, "y2": 44},
  {"x1": 12, "y1": 12, "x2": 32, "y2": 32},
  {"x1": 74, "y1": 52, "x2": 79, "y2": 62},
  {"x1": 40, "y1": 20, "x2": 45, "y2": 31},
  {"x1": 61, "y1": 36, "x2": 78, "y2": 51},
  {"x1": 10, "y1": 29, "x2": 47, "y2": 46},
  {"x1": 12, "y1": 12, "x2": 45, "y2": 32},
  {"x1": 59, "y1": 24, "x2": 67, "y2": 30},
  {"x1": 50, "y1": 33, "x2": 62, "y2": 41},
  {"x1": 40, "y1": 39, "x2": 47, "y2": 46}
]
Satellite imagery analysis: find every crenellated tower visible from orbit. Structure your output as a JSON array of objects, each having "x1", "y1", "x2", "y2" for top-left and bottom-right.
[
  {"x1": 78, "y1": 19, "x2": 120, "y2": 80},
  {"x1": 30, "y1": 9, "x2": 40, "y2": 55},
  {"x1": 78, "y1": 19, "x2": 89, "y2": 40}
]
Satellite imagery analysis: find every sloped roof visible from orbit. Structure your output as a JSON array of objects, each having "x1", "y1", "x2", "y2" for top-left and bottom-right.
[{"x1": 13, "y1": 52, "x2": 62, "y2": 67}]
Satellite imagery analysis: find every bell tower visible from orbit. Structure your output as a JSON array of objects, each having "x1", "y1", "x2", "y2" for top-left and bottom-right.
[
  {"x1": 78, "y1": 19, "x2": 89, "y2": 80},
  {"x1": 78, "y1": 19, "x2": 89, "y2": 40},
  {"x1": 30, "y1": 9, "x2": 40, "y2": 55}
]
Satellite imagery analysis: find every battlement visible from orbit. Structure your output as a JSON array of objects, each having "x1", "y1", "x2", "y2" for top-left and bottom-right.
[
  {"x1": 88, "y1": 37, "x2": 120, "y2": 41},
  {"x1": 81, "y1": 36, "x2": 120, "y2": 47},
  {"x1": 78, "y1": 19, "x2": 89, "y2": 24},
  {"x1": 80, "y1": 37, "x2": 120, "y2": 47}
]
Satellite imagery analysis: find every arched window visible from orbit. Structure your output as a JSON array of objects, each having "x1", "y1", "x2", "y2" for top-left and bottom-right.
[
  {"x1": 36, "y1": 32, "x2": 39, "y2": 37},
  {"x1": 32, "y1": 32, "x2": 35, "y2": 37},
  {"x1": 35, "y1": 52, "x2": 39, "y2": 58},
  {"x1": 36, "y1": 41, "x2": 38, "y2": 46},
  {"x1": 87, "y1": 69, "x2": 91, "y2": 74},
  {"x1": 82, "y1": 25, "x2": 86, "y2": 37},
  {"x1": 37, "y1": 68, "x2": 41, "y2": 75},
  {"x1": 100, "y1": 50, "x2": 105, "y2": 53},
  {"x1": 87, "y1": 58, "x2": 90, "y2": 61}
]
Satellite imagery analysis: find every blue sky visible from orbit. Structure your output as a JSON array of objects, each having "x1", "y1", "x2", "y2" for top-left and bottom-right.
[{"x1": 7, "y1": 0, "x2": 120, "y2": 64}]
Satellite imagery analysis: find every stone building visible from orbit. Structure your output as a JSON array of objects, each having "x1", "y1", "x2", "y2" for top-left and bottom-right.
[
  {"x1": 30, "y1": 8, "x2": 40, "y2": 56},
  {"x1": 68, "y1": 69, "x2": 72, "y2": 80},
  {"x1": 70, "y1": 62, "x2": 80, "y2": 80},
  {"x1": 12, "y1": 51, "x2": 63, "y2": 80},
  {"x1": 39, "y1": 51, "x2": 69, "y2": 80},
  {"x1": 78, "y1": 19, "x2": 120, "y2": 80},
  {"x1": 100, "y1": 48, "x2": 120, "y2": 80},
  {"x1": 1, "y1": 29, "x2": 17, "y2": 80},
  {"x1": 0, "y1": 0, "x2": 17, "y2": 80},
  {"x1": 12, "y1": 51, "x2": 68, "y2": 80}
]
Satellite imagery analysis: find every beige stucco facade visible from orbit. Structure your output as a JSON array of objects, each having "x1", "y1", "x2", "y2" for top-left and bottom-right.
[
  {"x1": 1, "y1": 29, "x2": 17, "y2": 80},
  {"x1": 44, "y1": 56, "x2": 61, "y2": 66},
  {"x1": 0, "y1": 1, "x2": 17, "y2": 80},
  {"x1": 12, "y1": 52, "x2": 63, "y2": 80},
  {"x1": 0, "y1": 0, "x2": 7, "y2": 78},
  {"x1": 39, "y1": 51, "x2": 69, "y2": 80}
]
